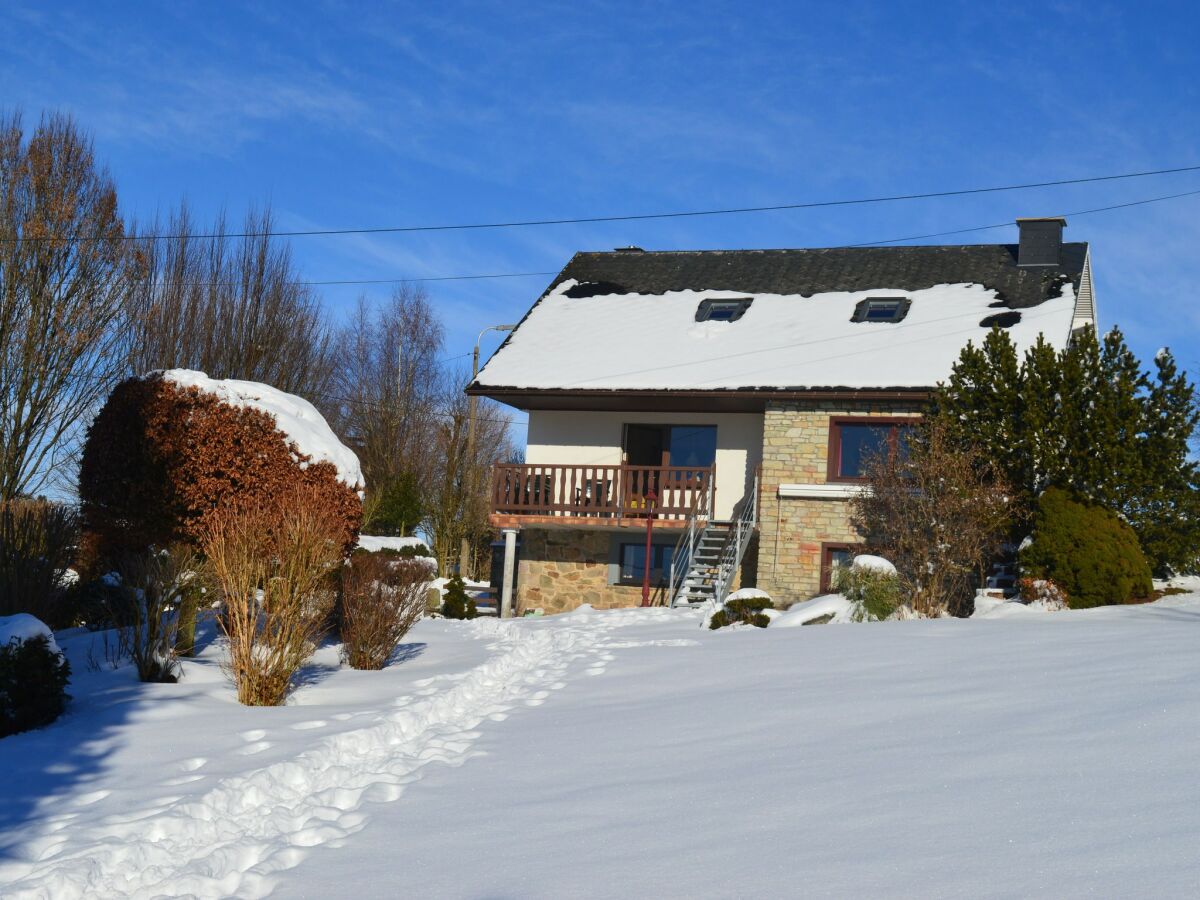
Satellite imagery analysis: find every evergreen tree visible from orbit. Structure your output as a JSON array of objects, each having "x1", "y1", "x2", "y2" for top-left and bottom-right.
[{"x1": 929, "y1": 325, "x2": 1200, "y2": 575}]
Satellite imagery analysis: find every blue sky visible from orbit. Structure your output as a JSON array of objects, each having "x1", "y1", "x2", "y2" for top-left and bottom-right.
[{"x1": 4, "y1": 1, "x2": 1200, "y2": 435}]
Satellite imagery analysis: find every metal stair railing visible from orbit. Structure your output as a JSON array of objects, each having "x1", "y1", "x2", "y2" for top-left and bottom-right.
[
  {"x1": 709, "y1": 471, "x2": 760, "y2": 607},
  {"x1": 668, "y1": 473, "x2": 714, "y2": 606}
]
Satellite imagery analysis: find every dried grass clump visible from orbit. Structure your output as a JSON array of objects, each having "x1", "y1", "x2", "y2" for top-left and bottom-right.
[
  {"x1": 202, "y1": 487, "x2": 344, "y2": 706},
  {"x1": 79, "y1": 375, "x2": 361, "y2": 573},
  {"x1": 0, "y1": 499, "x2": 78, "y2": 623},
  {"x1": 339, "y1": 555, "x2": 428, "y2": 670}
]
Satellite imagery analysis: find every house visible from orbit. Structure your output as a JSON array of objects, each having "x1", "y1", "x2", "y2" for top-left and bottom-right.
[{"x1": 467, "y1": 218, "x2": 1094, "y2": 615}]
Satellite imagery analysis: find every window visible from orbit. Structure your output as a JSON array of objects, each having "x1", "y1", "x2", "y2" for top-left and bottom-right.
[
  {"x1": 695, "y1": 298, "x2": 753, "y2": 322},
  {"x1": 821, "y1": 543, "x2": 861, "y2": 593},
  {"x1": 623, "y1": 424, "x2": 717, "y2": 469},
  {"x1": 827, "y1": 417, "x2": 915, "y2": 481},
  {"x1": 618, "y1": 543, "x2": 676, "y2": 586},
  {"x1": 851, "y1": 297, "x2": 910, "y2": 323}
]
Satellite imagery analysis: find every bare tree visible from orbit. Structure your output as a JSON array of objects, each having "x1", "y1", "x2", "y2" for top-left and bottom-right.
[
  {"x1": 327, "y1": 286, "x2": 444, "y2": 533},
  {"x1": 127, "y1": 202, "x2": 335, "y2": 399},
  {"x1": 850, "y1": 418, "x2": 1017, "y2": 617},
  {"x1": 425, "y1": 376, "x2": 513, "y2": 578},
  {"x1": 0, "y1": 112, "x2": 137, "y2": 500}
]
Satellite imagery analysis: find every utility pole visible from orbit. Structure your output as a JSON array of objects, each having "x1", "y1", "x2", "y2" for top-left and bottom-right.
[{"x1": 459, "y1": 324, "x2": 516, "y2": 578}]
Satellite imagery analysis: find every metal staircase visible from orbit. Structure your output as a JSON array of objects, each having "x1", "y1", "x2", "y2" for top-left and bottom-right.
[{"x1": 668, "y1": 472, "x2": 759, "y2": 607}]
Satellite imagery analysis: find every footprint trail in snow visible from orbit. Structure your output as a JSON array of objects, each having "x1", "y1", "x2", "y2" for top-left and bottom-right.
[{"x1": 0, "y1": 608, "x2": 682, "y2": 899}]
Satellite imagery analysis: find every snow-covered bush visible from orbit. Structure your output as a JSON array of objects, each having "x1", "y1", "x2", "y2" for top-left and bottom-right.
[
  {"x1": 202, "y1": 487, "x2": 344, "y2": 706},
  {"x1": 1017, "y1": 577, "x2": 1069, "y2": 612},
  {"x1": 834, "y1": 557, "x2": 904, "y2": 621},
  {"x1": 708, "y1": 590, "x2": 774, "y2": 630},
  {"x1": 440, "y1": 574, "x2": 478, "y2": 620},
  {"x1": 0, "y1": 499, "x2": 78, "y2": 624},
  {"x1": 79, "y1": 371, "x2": 363, "y2": 572},
  {"x1": 1019, "y1": 488, "x2": 1152, "y2": 608},
  {"x1": 0, "y1": 615, "x2": 70, "y2": 737},
  {"x1": 339, "y1": 555, "x2": 427, "y2": 670},
  {"x1": 111, "y1": 546, "x2": 205, "y2": 682}
]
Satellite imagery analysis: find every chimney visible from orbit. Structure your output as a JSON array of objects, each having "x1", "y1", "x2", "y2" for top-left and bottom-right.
[{"x1": 1016, "y1": 217, "x2": 1066, "y2": 267}]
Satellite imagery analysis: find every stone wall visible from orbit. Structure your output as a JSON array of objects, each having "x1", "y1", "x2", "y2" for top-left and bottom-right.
[
  {"x1": 516, "y1": 528, "x2": 651, "y2": 614},
  {"x1": 756, "y1": 399, "x2": 924, "y2": 604}
]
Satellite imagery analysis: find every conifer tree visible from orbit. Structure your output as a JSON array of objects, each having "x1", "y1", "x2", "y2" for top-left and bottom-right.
[{"x1": 929, "y1": 325, "x2": 1200, "y2": 575}]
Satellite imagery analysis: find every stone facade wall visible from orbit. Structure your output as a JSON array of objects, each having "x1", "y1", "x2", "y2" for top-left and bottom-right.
[
  {"x1": 756, "y1": 399, "x2": 924, "y2": 604},
  {"x1": 516, "y1": 528, "x2": 653, "y2": 614}
]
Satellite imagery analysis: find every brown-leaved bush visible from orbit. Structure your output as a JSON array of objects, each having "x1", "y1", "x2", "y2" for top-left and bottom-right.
[
  {"x1": 201, "y1": 488, "x2": 344, "y2": 706},
  {"x1": 851, "y1": 418, "x2": 1018, "y2": 618},
  {"x1": 339, "y1": 555, "x2": 428, "y2": 670},
  {"x1": 0, "y1": 499, "x2": 78, "y2": 623},
  {"x1": 78, "y1": 374, "x2": 361, "y2": 574}
]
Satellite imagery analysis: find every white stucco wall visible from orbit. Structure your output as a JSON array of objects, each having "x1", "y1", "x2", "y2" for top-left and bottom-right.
[{"x1": 524, "y1": 410, "x2": 764, "y2": 520}]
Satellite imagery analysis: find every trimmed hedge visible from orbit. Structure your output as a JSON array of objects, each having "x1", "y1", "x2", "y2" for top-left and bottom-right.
[
  {"x1": 79, "y1": 375, "x2": 361, "y2": 572},
  {"x1": 1019, "y1": 488, "x2": 1153, "y2": 609},
  {"x1": 1, "y1": 634, "x2": 70, "y2": 738}
]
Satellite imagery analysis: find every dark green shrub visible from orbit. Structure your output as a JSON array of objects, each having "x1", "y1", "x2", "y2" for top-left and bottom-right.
[
  {"x1": 352, "y1": 544, "x2": 432, "y2": 559},
  {"x1": 440, "y1": 575, "x2": 478, "y2": 620},
  {"x1": 1019, "y1": 488, "x2": 1153, "y2": 609},
  {"x1": 0, "y1": 632, "x2": 71, "y2": 737},
  {"x1": 709, "y1": 595, "x2": 773, "y2": 630}
]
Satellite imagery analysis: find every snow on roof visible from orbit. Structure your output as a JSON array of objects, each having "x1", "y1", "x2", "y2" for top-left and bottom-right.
[
  {"x1": 357, "y1": 535, "x2": 429, "y2": 553},
  {"x1": 159, "y1": 370, "x2": 364, "y2": 489},
  {"x1": 474, "y1": 280, "x2": 1077, "y2": 392}
]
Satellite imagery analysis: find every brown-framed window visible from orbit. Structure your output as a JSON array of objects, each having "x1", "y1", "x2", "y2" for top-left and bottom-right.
[
  {"x1": 622, "y1": 424, "x2": 717, "y2": 469},
  {"x1": 820, "y1": 542, "x2": 861, "y2": 594},
  {"x1": 826, "y1": 416, "x2": 917, "y2": 482}
]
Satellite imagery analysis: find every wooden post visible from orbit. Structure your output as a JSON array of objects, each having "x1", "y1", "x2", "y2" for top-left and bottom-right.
[{"x1": 641, "y1": 490, "x2": 658, "y2": 607}]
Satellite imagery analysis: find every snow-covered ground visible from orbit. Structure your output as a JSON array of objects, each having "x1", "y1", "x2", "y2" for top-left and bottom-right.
[{"x1": 3, "y1": 593, "x2": 1200, "y2": 898}]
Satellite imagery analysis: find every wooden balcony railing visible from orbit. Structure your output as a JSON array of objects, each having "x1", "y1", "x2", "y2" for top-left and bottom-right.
[{"x1": 491, "y1": 463, "x2": 714, "y2": 522}]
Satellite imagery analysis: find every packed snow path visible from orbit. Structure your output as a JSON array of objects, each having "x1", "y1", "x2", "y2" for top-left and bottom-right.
[{"x1": 0, "y1": 609, "x2": 674, "y2": 898}]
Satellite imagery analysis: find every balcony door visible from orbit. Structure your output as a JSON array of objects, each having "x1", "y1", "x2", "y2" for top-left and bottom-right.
[{"x1": 621, "y1": 424, "x2": 716, "y2": 469}]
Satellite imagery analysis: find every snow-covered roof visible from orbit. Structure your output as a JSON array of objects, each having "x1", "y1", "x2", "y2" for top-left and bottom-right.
[
  {"x1": 159, "y1": 370, "x2": 364, "y2": 489},
  {"x1": 472, "y1": 245, "x2": 1087, "y2": 395}
]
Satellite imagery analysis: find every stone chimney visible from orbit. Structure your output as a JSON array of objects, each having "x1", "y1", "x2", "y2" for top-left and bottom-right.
[{"x1": 1016, "y1": 217, "x2": 1067, "y2": 267}]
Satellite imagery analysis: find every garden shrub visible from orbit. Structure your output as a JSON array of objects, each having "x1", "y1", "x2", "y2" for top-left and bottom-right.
[
  {"x1": 1019, "y1": 488, "x2": 1153, "y2": 609},
  {"x1": 111, "y1": 546, "x2": 205, "y2": 683},
  {"x1": 352, "y1": 543, "x2": 432, "y2": 559},
  {"x1": 440, "y1": 575, "x2": 478, "y2": 620},
  {"x1": 79, "y1": 374, "x2": 361, "y2": 573},
  {"x1": 0, "y1": 499, "x2": 78, "y2": 625},
  {"x1": 0, "y1": 619, "x2": 70, "y2": 737},
  {"x1": 201, "y1": 487, "x2": 344, "y2": 706},
  {"x1": 709, "y1": 595, "x2": 773, "y2": 630},
  {"x1": 339, "y1": 555, "x2": 427, "y2": 669},
  {"x1": 834, "y1": 564, "x2": 905, "y2": 621}
]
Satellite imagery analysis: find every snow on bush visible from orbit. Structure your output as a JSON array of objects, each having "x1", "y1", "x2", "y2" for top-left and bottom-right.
[
  {"x1": 1018, "y1": 577, "x2": 1069, "y2": 612},
  {"x1": 0, "y1": 614, "x2": 70, "y2": 737},
  {"x1": 850, "y1": 554, "x2": 897, "y2": 575},
  {"x1": 707, "y1": 590, "x2": 775, "y2": 630},
  {"x1": 80, "y1": 371, "x2": 363, "y2": 569}
]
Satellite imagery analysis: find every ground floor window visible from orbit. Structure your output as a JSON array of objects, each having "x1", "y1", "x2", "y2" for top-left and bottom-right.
[
  {"x1": 618, "y1": 542, "x2": 676, "y2": 586},
  {"x1": 820, "y1": 542, "x2": 861, "y2": 593}
]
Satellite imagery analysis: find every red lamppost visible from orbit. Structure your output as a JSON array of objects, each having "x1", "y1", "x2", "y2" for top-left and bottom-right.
[{"x1": 640, "y1": 489, "x2": 658, "y2": 607}]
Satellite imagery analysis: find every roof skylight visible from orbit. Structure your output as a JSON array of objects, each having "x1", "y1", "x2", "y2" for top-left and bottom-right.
[
  {"x1": 696, "y1": 298, "x2": 753, "y2": 323},
  {"x1": 851, "y1": 297, "x2": 910, "y2": 323}
]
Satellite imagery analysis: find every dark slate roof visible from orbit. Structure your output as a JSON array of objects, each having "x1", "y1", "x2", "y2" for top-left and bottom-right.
[{"x1": 546, "y1": 243, "x2": 1088, "y2": 309}]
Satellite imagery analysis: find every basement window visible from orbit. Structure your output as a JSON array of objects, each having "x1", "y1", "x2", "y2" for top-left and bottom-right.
[
  {"x1": 696, "y1": 298, "x2": 753, "y2": 322},
  {"x1": 851, "y1": 297, "x2": 911, "y2": 323}
]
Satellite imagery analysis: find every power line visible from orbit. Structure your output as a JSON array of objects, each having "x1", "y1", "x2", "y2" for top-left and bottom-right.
[
  {"x1": 847, "y1": 187, "x2": 1200, "y2": 247},
  {"x1": 9, "y1": 164, "x2": 1200, "y2": 244},
  {"x1": 321, "y1": 391, "x2": 527, "y2": 427}
]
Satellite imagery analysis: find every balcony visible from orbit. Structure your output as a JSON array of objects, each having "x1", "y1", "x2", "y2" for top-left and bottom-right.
[{"x1": 490, "y1": 463, "x2": 714, "y2": 528}]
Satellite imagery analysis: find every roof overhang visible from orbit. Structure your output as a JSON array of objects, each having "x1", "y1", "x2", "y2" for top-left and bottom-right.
[{"x1": 466, "y1": 385, "x2": 932, "y2": 413}]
